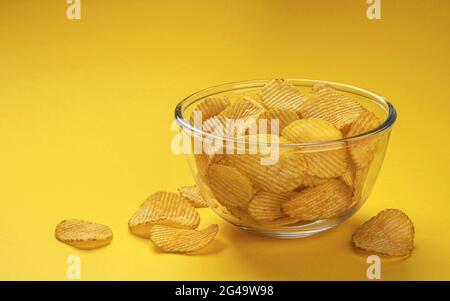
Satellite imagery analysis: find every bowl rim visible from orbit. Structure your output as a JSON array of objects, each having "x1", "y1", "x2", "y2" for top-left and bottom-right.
[{"x1": 174, "y1": 78, "x2": 397, "y2": 148}]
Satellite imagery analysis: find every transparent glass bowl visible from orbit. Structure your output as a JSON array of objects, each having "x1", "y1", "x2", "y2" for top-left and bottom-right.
[{"x1": 175, "y1": 79, "x2": 396, "y2": 238}]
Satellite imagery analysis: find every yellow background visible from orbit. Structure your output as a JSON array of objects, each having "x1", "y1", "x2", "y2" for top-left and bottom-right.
[{"x1": 1, "y1": 0, "x2": 449, "y2": 280}]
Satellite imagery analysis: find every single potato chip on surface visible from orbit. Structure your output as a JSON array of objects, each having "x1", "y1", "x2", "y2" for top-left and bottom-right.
[
  {"x1": 206, "y1": 164, "x2": 255, "y2": 208},
  {"x1": 282, "y1": 179, "x2": 352, "y2": 220},
  {"x1": 282, "y1": 119, "x2": 348, "y2": 178},
  {"x1": 261, "y1": 79, "x2": 307, "y2": 112},
  {"x1": 55, "y1": 219, "x2": 113, "y2": 249},
  {"x1": 352, "y1": 209, "x2": 415, "y2": 257},
  {"x1": 248, "y1": 191, "x2": 291, "y2": 221},
  {"x1": 346, "y1": 111, "x2": 381, "y2": 168},
  {"x1": 128, "y1": 191, "x2": 200, "y2": 238},
  {"x1": 299, "y1": 83, "x2": 364, "y2": 130},
  {"x1": 150, "y1": 224, "x2": 218, "y2": 253},
  {"x1": 178, "y1": 185, "x2": 208, "y2": 208}
]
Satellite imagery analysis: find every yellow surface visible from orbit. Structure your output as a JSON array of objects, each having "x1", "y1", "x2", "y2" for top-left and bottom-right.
[{"x1": 0, "y1": 0, "x2": 449, "y2": 280}]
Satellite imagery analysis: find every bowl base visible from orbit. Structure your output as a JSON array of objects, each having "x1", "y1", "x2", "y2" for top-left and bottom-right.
[{"x1": 235, "y1": 223, "x2": 338, "y2": 239}]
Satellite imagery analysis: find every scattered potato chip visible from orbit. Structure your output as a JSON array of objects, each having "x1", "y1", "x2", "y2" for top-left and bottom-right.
[
  {"x1": 258, "y1": 108, "x2": 299, "y2": 132},
  {"x1": 55, "y1": 219, "x2": 113, "y2": 249},
  {"x1": 189, "y1": 96, "x2": 230, "y2": 124},
  {"x1": 178, "y1": 185, "x2": 208, "y2": 208},
  {"x1": 346, "y1": 111, "x2": 381, "y2": 168},
  {"x1": 352, "y1": 209, "x2": 415, "y2": 256},
  {"x1": 282, "y1": 179, "x2": 352, "y2": 220},
  {"x1": 299, "y1": 83, "x2": 364, "y2": 130},
  {"x1": 206, "y1": 164, "x2": 255, "y2": 208},
  {"x1": 150, "y1": 224, "x2": 219, "y2": 253},
  {"x1": 282, "y1": 119, "x2": 348, "y2": 177},
  {"x1": 248, "y1": 191, "x2": 290, "y2": 221},
  {"x1": 261, "y1": 79, "x2": 307, "y2": 112},
  {"x1": 128, "y1": 191, "x2": 200, "y2": 238}
]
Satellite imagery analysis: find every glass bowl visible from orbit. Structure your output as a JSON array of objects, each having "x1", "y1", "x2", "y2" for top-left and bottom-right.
[{"x1": 175, "y1": 79, "x2": 397, "y2": 238}]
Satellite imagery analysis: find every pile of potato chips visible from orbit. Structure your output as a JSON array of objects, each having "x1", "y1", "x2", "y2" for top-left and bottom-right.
[
  {"x1": 189, "y1": 79, "x2": 382, "y2": 227},
  {"x1": 54, "y1": 79, "x2": 415, "y2": 257}
]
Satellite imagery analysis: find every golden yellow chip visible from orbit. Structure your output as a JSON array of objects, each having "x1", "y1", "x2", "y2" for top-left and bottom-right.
[
  {"x1": 261, "y1": 79, "x2": 307, "y2": 112},
  {"x1": 189, "y1": 96, "x2": 230, "y2": 124},
  {"x1": 178, "y1": 185, "x2": 208, "y2": 208},
  {"x1": 351, "y1": 166, "x2": 370, "y2": 204},
  {"x1": 352, "y1": 209, "x2": 415, "y2": 256},
  {"x1": 128, "y1": 191, "x2": 200, "y2": 238},
  {"x1": 299, "y1": 174, "x2": 328, "y2": 187},
  {"x1": 282, "y1": 179, "x2": 352, "y2": 220},
  {"x1": 282, "y1": 119, "x2": 348, "y2": 178},
  {"x1": 150, "y1": 224, "x2": 218, "y2": 253},
  {"x1": 299, "y1": 83, "x2": 364, "y2": 130},
  {"x1": 55, "y1": 219, "x2": 113, "y2": 250},
  {"x1": 220, "y1": 96, "x2": 266, "y2": 122},
  {"x1": 206, "y1": 164, "x2": 255, "y2": 208},
  {"x1": 248, "y1": 191, "x2": 290, "y2": 221},
  {"x1": 346, "y1": 111, "x2": 381, "y2": 168},
  {"x1": 258, "y1": 108, "x2": 299, "y2": 132},
  {"x1": 224, "y1": 150, "x2": 307, "y2": 193}
]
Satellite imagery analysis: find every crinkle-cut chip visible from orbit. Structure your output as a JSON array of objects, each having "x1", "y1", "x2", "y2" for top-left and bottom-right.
[
  {"x1": 178, "y1": 185, "x2": 208, "y2": 208},
  {"x1": 224, "y1": 150, "x2": 307, "y2": 193},
  {"x1": 282, "y1": 119, "x2": 343, "y2": 143},
  {"x1": 300, "y1": 174, "x2": 328, "y2": 187},
  {"x1": 299, "y1": 83, "x2": 364, "y2": 130},
  {"x1": 234, "y1": 134, "x2": 284, "y2": 154},
  {"x1": 282, "y1": 179, "x2": 352, "y2": 220},
  {"x1": 189, "y1": 96, "x2": 230, "y2": 124},
  {"x1": 150, "y1": 224, "x2": 218, "y2": 253},
  {"x1": 55, "y1": 219, "x2": 113, "y2": 249},
  {"x1": 305, "y1": 149, "x2": 348, "y2": 178},
  {"x1": 248, "y1": 191, "x2": 291, "y2": 221},
  {"x1": 346, "y1": 111, "x2": 381, "y2": 168},
  {"x1": 340, "y1": 167, "x2": 355, "y2": 187},
  {"x1": 282, "y1": 119, "x2": 348, "y2": 177},
  {"x1": 128, "y1": 191, "x2": 200, "y2": 238},
  {"x1": 206, "y1": 164, "x2": 255, "y2": 208},
  {"x1": 220, "y1": 97, "x2": 266, "y2": 122},
  {"x1": 351, "y1": 166, "x2": 370, "y2": 204},
  {"x1": 261, "y1": 79, "x2": 307, "y2": 112},
  {"x1": 258, "y1": 108, "x2": 299, "y2": 133},
  {"x1": 352, "y1": 209, "x2": 415, "y2": 256}
]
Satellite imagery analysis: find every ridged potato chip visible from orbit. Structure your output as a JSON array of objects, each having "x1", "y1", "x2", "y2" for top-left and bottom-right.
[
  {"x1": 282, "y1": 179, "x2": 352, "y2": 220},
  {"x1": 55, "y1": 219, "x2": 113, "y2": 249},
  {"x1": 150, "y1": 224, "x2": 218, "y2": 253},
  {"x1": 346, "y1": 111, "x2": 381, "y2": 168},
  {"x1": 225, "y1": 149, "x2": 307, "y2": 193},
  {"x1": 299, "y1": 174, "x2": 328, "y2": 187},
  {"x1": 189, "y1": 96, "x2": 230, "y2": 124},
  {"x1": 261, "y1": 79, "x2": 307, "y2": 112},
  {"x1": 220, "y1": 96, "x2": 266, "y2": 122},
  {"x1": 351, "y1": 166, "x2": 370, "y2": 204},
  {"x1": 258, "y1": 108, "x2": 299, "y2": 132},
  {"x1": 282, "y1": 119, "x2": 348, "y2": 177},
  {"x1": 206, "y1": 164, "x2": 255, "y2": 208},
  {"x1": 128, "y1": 191, "x2": 200, "y2": 238},
  {"x1": 299, "y1": 83, "x2": 364, "y2": 130},
  {"x1": 178, "y1": 185, "x2": 208, "y2": 208},
  {"x1": 248, "y1": 191, "x2": 290, "y2": 221},
  {"x1": 353, "y1": 209, "x2": 415, "y2": 256}
]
